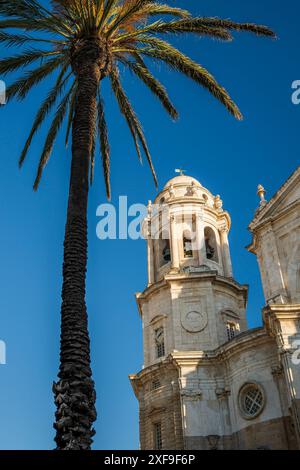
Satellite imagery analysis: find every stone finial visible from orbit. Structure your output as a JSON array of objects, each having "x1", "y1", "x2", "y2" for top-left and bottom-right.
[
  {"x1": 214, "y1": 195, "x2": 223, "y2": 211},
  {"x1": 257, "y1": 184, "x2": 267, "y2": 207}
]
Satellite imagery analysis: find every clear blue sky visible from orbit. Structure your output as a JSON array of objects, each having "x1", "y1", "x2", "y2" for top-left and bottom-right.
[{"x1": 0, "y1": 0, "x2": 299, "y2": 450}]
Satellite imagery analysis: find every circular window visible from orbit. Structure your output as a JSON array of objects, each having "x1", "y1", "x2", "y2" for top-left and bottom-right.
[{"x1": 239, "y1": 383, "x2": 265, "y2": 419}]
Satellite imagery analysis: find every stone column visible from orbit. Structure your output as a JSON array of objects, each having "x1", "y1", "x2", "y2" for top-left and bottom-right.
[
  {"x1": 146, "y1": 203, "x2": 155, "y2": 285},
  {"x1": 147, "y1": 236, "x2": 155, "y2": 286},
  {"x1": 195, "y1": 213, "x2": 206, "y2": 266},
  {"x1": 216, "y1": 388, "x2": 232, "y2": 450},
  {"x1": 265, "y1": 304, "x2": 300, "y2": 448},
  {"x1": 220, "y1": 227, "x2": 233, "y2": 278},
  {"x1": 271, "y1": 366, "x2": 291, "y2": 448},
  {"x1": 170, "y1": 215, "x2": 180, "y2": 271},
  {"x1": 281, "y1": 351, "x2": 300, "y2": 448}
]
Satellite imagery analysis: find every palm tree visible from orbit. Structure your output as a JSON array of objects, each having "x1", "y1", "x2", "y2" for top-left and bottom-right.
[{"x1": 0, "y1": 0, "x2": 275, "y2": 450}]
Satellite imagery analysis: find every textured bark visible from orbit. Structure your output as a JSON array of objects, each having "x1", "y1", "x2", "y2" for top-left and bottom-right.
[{"x1": 53, "y1": 40, "x2": 103, "y2": 450}]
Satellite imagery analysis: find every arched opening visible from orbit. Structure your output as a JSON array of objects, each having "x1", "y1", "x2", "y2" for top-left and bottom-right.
[
  {"x1": 183, "y1": 230, "x2": 193, "y2": 258},
  {"x1": 159, "y1": 231, "x2": 171, "y2": 267},
  {"x1": 204, "y1": 227, "x2": 218, "y2": 263}
]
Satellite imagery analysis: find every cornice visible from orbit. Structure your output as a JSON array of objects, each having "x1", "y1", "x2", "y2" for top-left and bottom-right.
[
  {"x1": 248, "y1": 166, "x2": 300, "y2": 232},
  {"x1": 263, "y1": 303, "x2": 300, "y2": 320},
  {"x1": 130, "y1": 327, "x2": 273, "y2": 391},
  {"x1": 135, "y1": 272, "x2": 248, "y2": 314},
  {"x1": 171, "y1": 328, "x2": 272, "y2": 366},
  {"x1": 149, "y1": 200, "x2": 231, "y2": 230},
  {"x1": 249, "y1": 199, "x2": 300, "y2": 235}
]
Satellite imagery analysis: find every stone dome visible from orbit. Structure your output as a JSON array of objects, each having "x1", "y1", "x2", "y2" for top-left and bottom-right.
[{"x1": 163, "y1": 175, "x2": 202, "y2": 189}]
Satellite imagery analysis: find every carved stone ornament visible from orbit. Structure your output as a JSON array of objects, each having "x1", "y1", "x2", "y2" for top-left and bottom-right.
[
  {"x1": 182, "y1": 265, "x2": 211, "y2": 274},
  {"x1": 215, "y1": 387, "x2": 231, "y2": 399},
  {"x1": 185, "y1": 182, "x2": 197, "y2": 197},
  {"x1": 180, "y1": 389, "x2": 202, "y2": 400},
  {"x1": 168, "y1": 184, "x2": 175, "y2": 199},
  {"x1": 207, "y1": 435, "x2": 220, "y2": 450},
  {"x1": 181, "y1": 310, "x2": 208, "y2": 333},
  {"x1": 271, "y1": 365, "x2": 283, "y2": 377},
  {"x1": 214, "y1": 195, "x2": 223, "y2": 211}
]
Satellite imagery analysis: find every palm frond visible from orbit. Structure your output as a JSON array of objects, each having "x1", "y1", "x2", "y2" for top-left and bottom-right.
[
  {"x1": 0, "y1": 0, "x2": 275, "y2": 198},
  {"x1": 0, "y1": 0, "x2": 46, "y2": 19},
  {"x1": 137, "y1": 37, "x2": 243, "y2": 120},
  {"x1": 33, "y1": 84, "x2": 74, "y2": 190},
  {"x1": 6, "y1": 56, "x2": 65, "y2": 101},
  {"x1": 19, "y1": 64, "x2": 71, "y2": 167},
  {"x1": 133, "y1": 3, "x2": 191, "y2": 19},
  {"x1": 199, "y1": 17, "x2": 276, "y2": 37},
  {"x1": 97, "y1": 97, "x2": 111, "y2": 199},
  {"x1": 94, "y1": 0, "x2": 105, "y2": 27},
  {"x1": 0, "y1": 31, "x2": 65, "y2": 47},
  {"x1": 107, "y1": 0, "x2": 150, "y2": 36},
  {"x1": 116, "y1": 18, "x2": 232, "y2": 42},
  {"x1": 123, "y1": 55, "x2": 178, "y2": 120},
  {"x1": 0, "y1": 49, "x2": 61, "y2": 76},
  {"x1": 99, "y1": 0, "x2": 120, "y2": 28},
  {"x1": 0, "y1": 17, "x2": 71, "y2": 37},
  {"x1": 111, "y1": 2, "x2": 191, "y2": 29},
  {"x1": 110, "y1": 66, "x2": 143, "y2": 164},
  {"x1": 110, "y1": 67, "x2": 158, "y2": 187},
  {"x1": 114, "y1": 20, "x2": 232, "y2": 44}
]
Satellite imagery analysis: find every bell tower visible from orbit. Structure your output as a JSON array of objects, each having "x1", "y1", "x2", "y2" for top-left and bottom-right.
[{"x1": 130, "y1": 175, "x2": 248, "y2": 450}]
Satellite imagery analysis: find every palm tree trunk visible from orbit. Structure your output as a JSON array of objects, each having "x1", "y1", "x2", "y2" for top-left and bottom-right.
[{"x1": 53, "y1": 48, "x2": 100, "y2": 450}]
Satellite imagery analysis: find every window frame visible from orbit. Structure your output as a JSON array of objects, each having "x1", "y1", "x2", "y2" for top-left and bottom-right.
[
  {"x1": 226, "y1": 322, "x2": 236, "y2": 341},
  {"x1": 151, "y1": 379, "x2": 162, "y2": 391},
  {"x1": 238, "y1": 382, "x2": 266, "y2": 420},
  {"x1": 153, "y1": 422, "x2": 163, "y2": 450},
  {"x1": 154, "y1": 326, "x2": 165, "y2": 359}
]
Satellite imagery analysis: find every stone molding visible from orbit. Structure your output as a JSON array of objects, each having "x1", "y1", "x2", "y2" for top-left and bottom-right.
[{"x1": 136, "y1": 271, "x2": 248, "y2": 302}]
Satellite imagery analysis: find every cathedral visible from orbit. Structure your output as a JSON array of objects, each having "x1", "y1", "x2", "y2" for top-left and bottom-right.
[{"x1": 129, "y1": 167, "x2": 300, "y2": 450}]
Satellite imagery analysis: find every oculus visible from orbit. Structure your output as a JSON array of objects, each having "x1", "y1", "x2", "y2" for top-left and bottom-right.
[
  {"x1": 239, "y1": 383, "x2": 265, "y2": 420},
  {"x1": 181, "y1": 310, "x2": 207, "y2": 333}
]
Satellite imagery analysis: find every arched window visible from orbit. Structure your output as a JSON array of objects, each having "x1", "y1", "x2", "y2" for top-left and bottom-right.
[
  {"x1": 154, "y1": 327, "x2": 165, "y2": 358},
  {"x1": 204, "y1": 227, "x2": 218, "y2": 263},
  {"x1": 183, "y1": 230, "x2": 193, "y2": 258}
]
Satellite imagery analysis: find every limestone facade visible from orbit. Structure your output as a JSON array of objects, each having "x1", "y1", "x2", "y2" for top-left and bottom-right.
[{"x1": 130, "y1": 168, "x2": 300, "y2": 450}]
